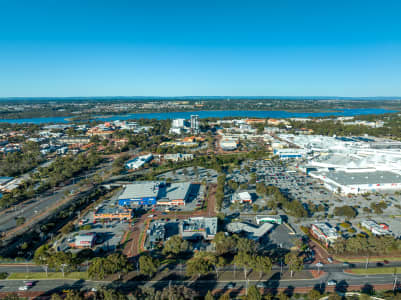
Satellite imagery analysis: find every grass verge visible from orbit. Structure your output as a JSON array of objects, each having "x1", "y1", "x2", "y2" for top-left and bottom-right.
[
  {"x1": 7, "y1": 272, "x2": 89, "y2": 280},
  {"x1": 334, "y1": 256, "x2": 401, "y2": 263},
  {"x1": 346, "y1": 267, "x2": 400, "y2": 275}
]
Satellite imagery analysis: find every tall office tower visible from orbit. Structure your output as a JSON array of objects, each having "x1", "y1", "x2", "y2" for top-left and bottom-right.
[{"x1": 190, "y1": 115, "x2": 200, "y2": 134}]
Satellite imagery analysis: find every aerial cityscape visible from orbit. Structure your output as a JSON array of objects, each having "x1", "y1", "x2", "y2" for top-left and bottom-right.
[{"x1": 2, "y1": 1, "x2": 401, "y2": 300}]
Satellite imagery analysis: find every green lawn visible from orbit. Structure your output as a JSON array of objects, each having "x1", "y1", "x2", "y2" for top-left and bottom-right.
[
  {"x1": 346, "y1": 267, "x2": 400, "y2": 275},
  {"x1": 7, "y1": 272, "x2": 89, "y2": 280},
  {"x1": 334, "y1": 256, "x2": 401, "y2": 263}
]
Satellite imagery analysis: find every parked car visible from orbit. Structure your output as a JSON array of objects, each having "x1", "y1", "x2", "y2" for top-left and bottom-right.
[{"x1": 327, "y1": 280, "x2": 337, "y2": 286}]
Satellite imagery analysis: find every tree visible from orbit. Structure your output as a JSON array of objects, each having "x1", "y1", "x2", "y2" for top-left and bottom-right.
[
  {"x1": 253, "y1": 256, "x2": 272, "y2": 279},
  {"x1": 213, "y1": 232, "x2": 236, "y2": 255},
  {"x1": 139, "y1": 255, "x2": 159, "y2": 277},
  {"x1": 205, "y1": 290, "x2": 214, "y2": 300},
  {"x1": 15, "y1": 217, "x2": 25, "y2": 226},
  {"x1": 162, "y1": 235, "x2": 190, "y2": 256},
  {"x1": 327, "y1": 293, "x2": 342, "y2": 300},
  {"x1": 97, "y1": 288, "x2": 127, "y2": 300},
  {"x1": 237, "y1": 237, "x2": 257, "y2": 255},
  {"x1": 186, "y1": 252, "x2": 216, "y2": 278},
  {"x1": 246, "y1": 285, "x2": 262, "y2": 300},
  {"x1": 333, "y1": 205, "x2": 357, "y2": 218},
  {"x1": 61, "y1": 223, "x2": 75, "y2": 235},
  {"x1": 234, "y1": 251, "x2": 253, "y2": 280},
  {"x1": 307, "y1": 289, "x2": 321, "y2": 300},
  {"x1": 50, "y1": 294, "x2": 63, "y2": 300},
  {"x1": 218, "y1": 294, "x2": 230, "y2": 300},
  {"x1": 284, "y1": 252, "x2": 304, "y2": 277},
  {"x1": 107, "y1": 253, "x2": 131, "y2": 279},
  {"x1": 276, "y1": 292, "x2": 290, "y2": 300}
]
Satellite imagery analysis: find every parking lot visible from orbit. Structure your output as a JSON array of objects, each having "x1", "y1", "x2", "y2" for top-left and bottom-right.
[
  {"x1": 224, "y1": 159, "x2": 401, "y2": 219},
  {"x1": 157, "y1": 167, "x2": 218, "y2": 184},
  {"x1": 55, "y1": 206, "x2": 129, "y2": 254}
]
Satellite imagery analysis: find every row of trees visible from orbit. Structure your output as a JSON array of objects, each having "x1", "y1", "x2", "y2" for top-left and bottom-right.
[
  {"x1": 0, "y1": 150, "x2": 103, "y2": 209},
  {"x1": 332, "y1": 235, "x2": 401, "y2": 256},
  {"x1": 256, "y1": 183, "x2": 307, "y2": 218},
  {"x1": 88, "y1": 253, "x2": 131, "y2": 280},
  {"x1": 215, "y1": 174, "x2": 226, "y2": 211}
]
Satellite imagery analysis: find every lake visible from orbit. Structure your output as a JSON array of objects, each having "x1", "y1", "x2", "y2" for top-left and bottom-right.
[{"x1": 0, "y1": 108, "x2": 395, "y2": 124}]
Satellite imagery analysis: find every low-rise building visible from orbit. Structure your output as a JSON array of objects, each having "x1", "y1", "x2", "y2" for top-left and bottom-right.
[
  {"x1": 72, "y1": 233, "x2": 96, "y2": 248},
  {"x1": 231, "y1": 191, "x2": 252, "y2": 203},
  {"x1": 180, "y1": 217, "x2": 218, "y2": 240},
  {"x1": 147, "y1": 222, "x2": 166, "y2": 246},
  {"x1": 220, "y1": 139, "x2": 238, "y2": 151},
  {"x1": 361, "y1": 220, "x2": 390, "y2": 236},
  {"x1": 118, "y1": 181, "x2": 192, "y2": 206},
  {"x1": 93, "y1": 206, "x2": 133, "y2": 221},
  {"x1": 125, "y1": 153, "x2": 153, "y2": 170},
  {"x1": 227, "y1": 222, "x2": 274, "y2": 240},
  {"x1": 58, "y1": 136, "x2": 91, "y2": 145},
  {"x1": 273, "y1": 148, "x2": 307, "y2": 159},
  {"x1": 310, "y1": 223, "x2": 338, "y2": 247},
  {"x1": 255, "y1": 215, "x2": 283, "y2": 225},
  {"x1": 164, "y1": 153, "x2": 194, "y2": 162},
  {"x1": 157, "y1": 182, "x2": 192, "y2": 206}
]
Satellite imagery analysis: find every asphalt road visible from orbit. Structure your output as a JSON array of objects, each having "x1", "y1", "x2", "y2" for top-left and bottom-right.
[
  {"x1": 1, "y1": 259, "x2": 401, "y2": 275},
  {"x1": 0, "y1": 160, "x2": 113, "y2": 233},
  {"x1": 0, "y1": 272, "x2": 399, "y2": 295}
]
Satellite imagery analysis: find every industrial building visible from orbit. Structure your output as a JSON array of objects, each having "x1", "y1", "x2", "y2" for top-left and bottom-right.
[
  {"x1": 93, "y1": 206, "x2": 133, "y2": 221},
  {"x1": 125, "y1": 153, "x2": 153, "y2": 170},
  {"x1": 180, "y1": 217, "x2": 218, "y2": 240},
  {"x1": 157, "y1": 182, "x2": 192, "y2": 206},
  {"x1": 309, "y1": 170, "x2": 401, "y2": 195},
  {"x1": 118, "y1": 181, "x2": 192, "y2": 206},
  {"x1": 227, "y1": 222, "x2": 274, "y2": 241},
  {"x1": 255, "y1": 215, "x2": 283, "y2": 225},
  {"x1": 361, "y1": 220, "x2": 390, "y2": 236},
  {"x1": 310, "y1": 223, "x2": 338, "y2": 247}
]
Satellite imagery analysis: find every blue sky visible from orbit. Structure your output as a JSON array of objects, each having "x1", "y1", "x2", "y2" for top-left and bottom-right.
[{"x1": 0, "y1": 0, "x2": 401, "y2": 97}]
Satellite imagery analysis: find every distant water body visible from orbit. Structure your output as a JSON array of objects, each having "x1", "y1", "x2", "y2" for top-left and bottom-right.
[{"x1": 0, "y1": 108, "x2": 395, "y2": 124}]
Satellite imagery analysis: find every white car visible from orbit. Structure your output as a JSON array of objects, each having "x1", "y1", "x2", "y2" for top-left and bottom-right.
[
  {"x1": 316, "y1": 262, "x2": 324, "y2": 267},
  {"x1": 18, "y1": 286, "x2": 28, "y2": 291},
  {"x1": 327, "y1": 280, "x2": 337, "y2": 286}
]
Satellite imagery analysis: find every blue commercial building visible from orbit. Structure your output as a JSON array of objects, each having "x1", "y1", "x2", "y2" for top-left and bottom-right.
[
  {"x1": 118, "y1": 197, "x2": 157, "y2": 206},
  {"x1": 118, "y1": 181, "x2": 162, "y2": 207}
]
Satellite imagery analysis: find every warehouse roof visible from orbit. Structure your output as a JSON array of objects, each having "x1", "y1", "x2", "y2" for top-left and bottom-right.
[
  {"x1": 159, "y1": 182, "x2": 192, "y2": 200},
  {"x1": 315, "y1": 170, "x2": 401, "y2": 186},
  {"x1": 118, "y1": 181, "x2": 162, "y2": 200}
]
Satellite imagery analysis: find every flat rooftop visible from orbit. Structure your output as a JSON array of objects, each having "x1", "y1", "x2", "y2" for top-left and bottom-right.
[
  {"x1": 161, "y1": 182, "x2": 192, "y2": 200},
  {"x1": 118, "y1": 181, "x2": 162, "y2": 200},
  {"x1": 314, "y1": 170, "x2": 401, "y2": 186},
  {"x1": 95, "y1": 206, "x2": 131, "y2": 214},
  {"x1": 0, "y1": 177, "x2": 13, "y2": 185}
]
